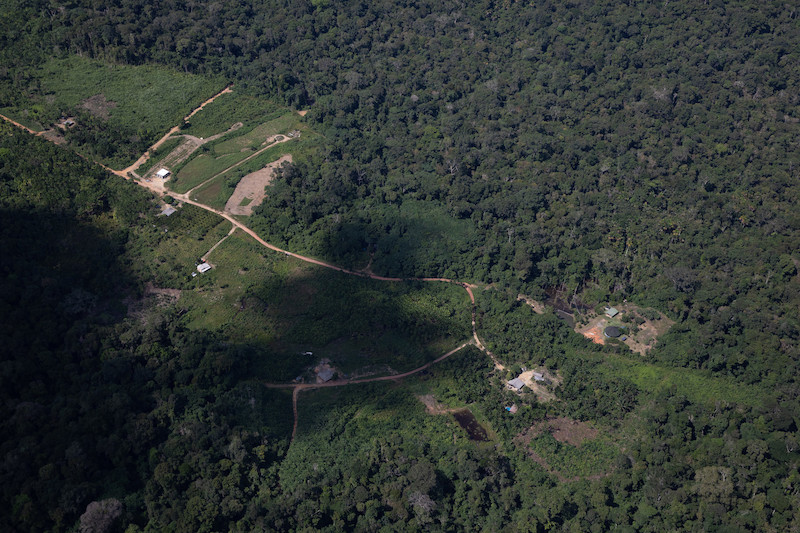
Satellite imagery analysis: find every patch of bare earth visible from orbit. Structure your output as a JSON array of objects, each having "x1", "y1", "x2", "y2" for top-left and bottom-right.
[
  {"x1": 125, "y1": 283, "x2": 182, "y2": 319},
  {"x1": 417, "y1": 394, "x2": 459, "y2": 415},
  {"x1": 144, "y1": 283, "x2": 182, "y2": 303},
  {"x1": 515, "y1": 417, "x2": 603, "y2": 482},
  {"x1": 40, "y1": 129, "x2": 67, "y2": 145},
  {"x1": 81, "y1": 94, "x2": 117, "y2": 119},
  {"x1": 576, "y1": 316, "x2": 606, "y2": 345},
  {"x1": 225, "y1": 154, "x2": 292, "y2": 215},
  {"x1": 517, "y1": 369, "x2": 561, "y2": 402},
  {"x1": 516, "y1": 417, "x2": 598, "y2": 447},
  {"x1": 576, "y1": 305, "x2": 674, "y2": 354},
  {"x1": 517, "y1": 294, "x2": 545, "y2": 314},
  {"x1": 615, "y1": 304, "x2": 675, "y2": 355}
]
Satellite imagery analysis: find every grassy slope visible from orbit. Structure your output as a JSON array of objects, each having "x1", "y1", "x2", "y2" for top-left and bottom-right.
[
  {"x1": 171, "y1": 112, "x2": 313, "y2": 195},
  {"x1": 31, "y1": 56, "x2": 222, "y2": 137}
]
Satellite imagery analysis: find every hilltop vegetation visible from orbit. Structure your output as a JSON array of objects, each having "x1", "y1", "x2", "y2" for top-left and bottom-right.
[
  {"x1": 1, "y1": 0, "x2": 800, "y2": 531},
  {"x1": 11, "y1": 0, "x2": 795, "y2": 385}
]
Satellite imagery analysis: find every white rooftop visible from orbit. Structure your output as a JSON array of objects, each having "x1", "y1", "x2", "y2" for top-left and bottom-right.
[
  {"x1": 156, "y1": 168, "x2": 171, "y2": 178},
  {"x1": 197, "y1": 263, "x2": 212, "y2": 273}
]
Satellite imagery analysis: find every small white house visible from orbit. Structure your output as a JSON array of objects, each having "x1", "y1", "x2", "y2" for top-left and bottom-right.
[
  {"x1": 197, "y1": 263, "x2": 212, "y2": 273},
  {"x1": 156, "y1": 168, "x2": 171, "y2": 179}
]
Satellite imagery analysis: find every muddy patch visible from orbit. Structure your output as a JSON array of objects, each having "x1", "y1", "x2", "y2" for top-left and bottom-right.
[
  {"x1": 81, "y1": 94, "x2": 117, "y2": 120},
  {"x1": 453, "y1": 409, "x2": 488, "y2": 441}
]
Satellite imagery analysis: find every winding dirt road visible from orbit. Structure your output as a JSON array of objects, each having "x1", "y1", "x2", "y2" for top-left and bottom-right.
[
  {"x1": 267, "y1": 341, "x2": 472, "y2": 440},
  {"x1": 1, "y1": 86, "x2": 503, "y2": 444},
  {"x1": 120, "y1": 85, "x2": 233, "y2": 176}
]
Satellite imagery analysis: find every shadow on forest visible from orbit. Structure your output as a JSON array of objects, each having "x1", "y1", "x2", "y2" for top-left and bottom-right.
[
  {"x1": 231, "y1": 253, "x2": 471, "y2": 381},
  {"x1": 0, "y1": 201, "x2": 470, "y2": 530},
  {"x1": 314, "y1": 201, "x2": 478, "y2": 280},
  {"x1": 0, "y1": 208, "x2": 152, "y2": 529}
]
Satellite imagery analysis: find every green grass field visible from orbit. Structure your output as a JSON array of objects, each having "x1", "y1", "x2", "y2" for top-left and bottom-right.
[
  {"x1": 35, "y1": 57, "x2": 223, "y2": 135},
  {"x1": 135, "y1": 136, "x2": 183, "y2": 175},
  {"x1": 170, "y1": 112, "x2": 312, "y2": 194},
  {"x1": 180, "y1": 91, "x2": 287, "y2": 138},
  {"x1": 171, "y1": 152, "x2": 245, "y2": 193},
  {"x1": 125, "y1": 204, "x2": 232, "y2": 288},
  {"x1": 175, "y1": 229, "x2": 472, "y2": 376},
  {"x1": 600, "y1": 355, "x2": 765, "y2": 407},
  {"x1": 0, "y1": 55, "x2": 225, "y2": 167}
]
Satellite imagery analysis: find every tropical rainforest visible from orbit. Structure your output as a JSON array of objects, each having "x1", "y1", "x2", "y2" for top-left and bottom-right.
[{"x1": 1, "y1": 0, "x2": 799, "y2": 531}]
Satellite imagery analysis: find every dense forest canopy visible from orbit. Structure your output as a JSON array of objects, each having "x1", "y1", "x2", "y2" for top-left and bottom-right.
[
  {"x1": 8, "y1": 0, "x2": 793, "y2": 384},
  {"x1": 1, "y1": 0, "x2": 800, "y2": 531}
]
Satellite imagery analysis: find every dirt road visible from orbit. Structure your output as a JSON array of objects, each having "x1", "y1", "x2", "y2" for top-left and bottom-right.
[
  {"x1": 0, "y1": 114, "x2": 42, "y2": 135},
  {"x1": 267, "y1": 341, "x2": 473, "y2": 440},
  {"x1": 184, "y1": 133, "x2": 292, "y2": 198},
  {"x1": 120, "y1": 85, "x2": 233, "y2": 175},
  {"x1": 2, "y1": 86, "x2": 504, "y2": 446}
]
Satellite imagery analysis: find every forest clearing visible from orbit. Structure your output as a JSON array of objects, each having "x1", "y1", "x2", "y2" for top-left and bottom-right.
[
  {"x1": 3, "y1": 5, "x2": 799, "y2": 526},
  {"x1": 224, "y1": 154, "x2": 292, "y2": 215}
]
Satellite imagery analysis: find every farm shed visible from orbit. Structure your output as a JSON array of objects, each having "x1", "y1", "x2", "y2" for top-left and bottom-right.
[
  {"x1": 197, "y1": 263, "x2": 212, "y2": 273},
  {"x1": 156, "y1": 168, "x2": 171, "y2": 178},
  {"x1": 507, "y1": 378, "x2": 525, "y2": 391}
]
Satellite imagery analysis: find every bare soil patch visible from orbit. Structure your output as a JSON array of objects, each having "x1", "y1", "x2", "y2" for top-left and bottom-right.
[
  {"x1": 125, "y1": 283, "x2": 182, "y2": 319},
  {"x1": 615, "y1": 303, "x2": 674, "y2": 354},
  {"x1": 575, "y1": 305, "x2": 673, "y2": 354},
  {"x1": 418, "y1": 394, "x2": 458, "y2": 415},
  {"x1": 517, "y1": 294, "x2": 545, "y2": 314},
  {"x1": 144, "y1": 282, "x2": 182, "y2": 302},
  {"x1": 516, "y1": 417, "x2": 598, "y2": 448},
  {"x1": 225, "y1": 154, "x2": 292, "y2": 215},
  {"x1": 576, "y1": 318, "x2": 607, "y2": 345},
  {"x1": 517, "y1": 368, "x2": 561, "y2": 402},
  {"x1": 549, "y1": 417, "x2": 598, "y2": 446},
  {"x1": 297, "y1": 110, "x2": 309, "y2": 116},
  {"x1": 40, "y1": 129, "x2": 67, "y2": 145},
  {"x1": 81, "y1": 94, "x2": 117, "y2": 119}
]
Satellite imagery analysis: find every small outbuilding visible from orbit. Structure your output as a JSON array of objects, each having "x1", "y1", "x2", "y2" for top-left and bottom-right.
[
  {"x1": 604, "y1": 326, "x2": 622, "y2": 338},
  {"x1": 160, "y1": 205, "x2": 176, "y2": 216},
  {"x1": 197, "y1": 263, "x2": 212, "y2": 273},
  {"x1": 318, "y1": 368, "x2": 334, "y2": 382},
  {"x1": 605, "y1": 307, "x2": 619, "y2": 318},
  {"x1": 507, "y1": 378, "x2": 525, "y2": 391},
  {"x1": 156, "y1": 168, "x2": 171, "y2": 179}
]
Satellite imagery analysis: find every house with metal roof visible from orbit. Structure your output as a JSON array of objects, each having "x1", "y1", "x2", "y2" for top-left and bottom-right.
[{"x1": 507, "y1": 377, "x2": 525, "y2": 391}]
